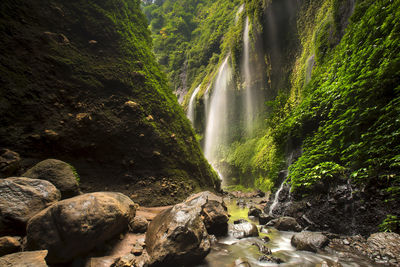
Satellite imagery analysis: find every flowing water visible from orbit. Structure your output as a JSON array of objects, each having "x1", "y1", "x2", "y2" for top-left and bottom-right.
[
  {"x1": 242, "y1": 16, "x2": 255, "y2": 135},
  {"x1": 204, "y1": 56, "x2": 232, "y2": 179},
  {"x1": 269, "y1": 182, "x2": 286, "y2": 216},
  {"x1": 197, "y1": 199, "x2": 381, "y2": 267},
  {"x1": 187, "y1": 85, "x2": 201, "y2": 124},
  {"x1": 235, "y1": 4, "x2": 244, "y2": 24}
]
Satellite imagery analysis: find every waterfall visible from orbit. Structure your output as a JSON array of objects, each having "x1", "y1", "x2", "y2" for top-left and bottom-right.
[
  {"x1": 204, "y1": 56, "x2": 232, "y2": 181},
  {"x1": 187, "y1": 85, "x2": 200, "y2": 124},
  {"x1": 235, "y1": 4, "x2": 244, "y2": 24},
  {"x1": 242, "y1": 17, "x2": 255, "y2": 135},
  {"x1": 269, "y1": 181, "x2": 285, "y2": 216}
]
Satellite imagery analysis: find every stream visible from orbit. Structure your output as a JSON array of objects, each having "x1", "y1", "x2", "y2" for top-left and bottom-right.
[{"x1": 197, "y1": 199, "x2": 381, "y2": 267}]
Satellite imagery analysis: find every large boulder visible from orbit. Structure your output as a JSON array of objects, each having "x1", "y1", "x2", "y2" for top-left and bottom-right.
[
  {"x1": 0, "y1": 149, "x2": 20, "y2": 177},
  {"x1": 291, "y1": 232, "x2": 329, "y2": 252},
  {"x1": 267, "y1": 217, "x2": 302, "y2": 232},
  {"x1": 23, "y1": 159, "x2": 80, "y2": 198},
  {"x1": 0, "y1": 177, "x2": 61, "y2": 235},
  {"x1": 367, "y1": 232, "x2": 400, "y2": 264},
  {"x1": 229, "y1": 221, "x2": 259, "y2": 239},
  {"x1": 184, "y1": 191, "x2": 229, "y2": 236},
  {"x1": 0, "y1": 250, "x2": 48, "y2": 267},
  {"x1": 0, "y1": 236, "x2": 21, "y2": 256},
  {"x1": 26, "y1": 192, "x2": 135, "y2": 264},
  {"x1": 145, "y1": 201, "x2": 211, "y2": 266}
]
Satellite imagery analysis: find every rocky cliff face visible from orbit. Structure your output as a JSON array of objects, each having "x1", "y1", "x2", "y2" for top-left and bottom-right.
[{"x1": 0, "y1": 0, "x2": 219, "y2": 205}]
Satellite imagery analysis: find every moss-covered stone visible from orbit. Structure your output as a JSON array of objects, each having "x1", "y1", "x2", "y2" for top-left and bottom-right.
[{"x1": 0, "y1": 0, "x2": 219, "y2": 205}]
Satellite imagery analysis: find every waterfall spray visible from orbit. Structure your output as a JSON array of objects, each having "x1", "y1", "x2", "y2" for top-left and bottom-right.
[
  {"x1": 187, "y1": 85, "x2": 200, "y2": 124},
  {"x1": 242, "y1": 17, "x2": 255, "y2": 135},
  {"x1": 204, "y1": 56, "x2": 232, "y2": 183}
]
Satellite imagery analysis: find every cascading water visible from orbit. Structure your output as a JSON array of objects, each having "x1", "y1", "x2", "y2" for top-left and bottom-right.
[
  {"x1": 269, "y1": 181, "x2": 286, "y2": 215},
  {"x1": 242, "y1": 17, "x2": 255, "y2": 135},
  {"x1": 204, "y1": 56, "x2": 232, "y2": 183},
  {"x1": 187, "y1": 85, "x2": 200, "y2": 124},
  {"x1": 235, "y1": 4, "x2": 244, "y2": 24}
]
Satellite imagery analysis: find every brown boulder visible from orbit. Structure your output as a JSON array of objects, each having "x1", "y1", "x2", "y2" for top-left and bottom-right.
[
  {"x1": 185, "y1": 191, "x2": 229, "y2": 236},
  {"x1": 229, "y1": 221, "x2": 259, "y2": 239},
  {"x1": 0, "y1": 236, "x2": 21, "y2": 256},
  {"x1": 145, "y1": 201, "x2": 211, "y2": 266},
  {"x1": 23, "y1": 159, "x2": 80, "y2": 198},
  {"x1": 367, "y1": 232, "x2": 400, "y2": 264},
  {"x1": 0, "y1": 177, "x2": 61, "y2": 235},
  {"x1": 291, "y1": 231, "x2": 329, "y2": 252},
  {"x1": 0, "y1": 250, "x2": 48, "y2": 267},
  {"x1": 129, "y1": 215, "x2": 148, "y2": 233},
  {"x1": 267, "y1": 216, "x2": 302, "y2": 232},
  {"x1": 26, "y1": 192, "x2": 136, "y2": 263}
]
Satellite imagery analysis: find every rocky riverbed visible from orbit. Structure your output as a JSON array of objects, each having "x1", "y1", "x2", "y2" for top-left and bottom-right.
[{"x1": 1, "y1": 155, "x2": 400, "y2": 266}]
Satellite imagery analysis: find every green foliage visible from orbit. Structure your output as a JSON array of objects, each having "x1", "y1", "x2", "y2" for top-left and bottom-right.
[
  {"x1": 379, "y1": 215, "x2": 400, "y2": 233},
  {"x1": 143, "y1": 0, "x2": 242, "y2": 94},
  {"x1": 283, "y1": 0, "x2": 400, "y2": 193}
]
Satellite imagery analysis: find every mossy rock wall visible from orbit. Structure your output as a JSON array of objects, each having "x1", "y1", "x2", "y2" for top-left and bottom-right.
[{"x1": 0, "y1": 0, "x2": 220, "y2": 205}]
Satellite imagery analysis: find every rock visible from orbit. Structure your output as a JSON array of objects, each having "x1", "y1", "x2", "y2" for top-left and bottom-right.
[
  {"x1": 253, "y1": 242, "x2": 271, "y2": 255},
  {"x1": 184, "y1": 191, "x2": 229, "y2": 236},
  {"x1": 291, "y1": 232, "x2": 329, "y2": 252},
  {"x1": 267, "y1": 217, "x2": 302, "y2": 232},
  {"x1": 0, "y1": 177, "x2": 61, "y2": 235},
  {"x1": 0, "y1": 236, "x2": 21, "y2": 256},
  {"x1": 0, "y1": 250, "x2": 48, "y2": 267},
  {"x1": 26, "y1": 192, "x2": 136, "y2": 264},
  {"x1": 23, "y1": 159, "x2": 80, "y2": 198},
  {"x1": 112, "y1": 253, "x2": 136, "y2": 267},
  {"x1": 259, "y1": 254, "x2": 284, "y2": 264},
  {"x1": 248, "y1": 207, "x2": 262, "y2": 218},
  {"x1": 367, "y1": 232, "x2": 400, "y2": 264},
  {"x1": 0, "y1": 149, "x2": 20, "y2": 177},
  {"x1": 229, "y1": 221, "x2": 259, "y2": 239},
  {"x1": 258, "y1": 213, "x2": 274, "y2": 225},
  {"x1": 145, "y1": 201, "x2": 211, "y2": 266},
  {"x1": 129, "y1": 215, "x2": 148, "y2": 233},
  {"x1": 234, "y1": 257, "x2": 251, "y2": 267}
]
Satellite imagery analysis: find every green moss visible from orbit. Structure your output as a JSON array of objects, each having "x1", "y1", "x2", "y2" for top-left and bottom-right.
[{"x1": 68, "y1": 164, "x2": 81, "y2": 184}]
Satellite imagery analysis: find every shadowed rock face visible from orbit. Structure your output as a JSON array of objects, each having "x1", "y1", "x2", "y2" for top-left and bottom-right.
[
  {"x1": 0, "y1": 250, "x2": 48, "y2": 267},
  {"x1": 26, "y1": 192, "x2": 135, "y2": 264},
  {"x1": 0, "y1": 177, "x2": 61, "y2": 235},
  {"x1": 23, "y1": 159, "x2": 80, "y2": 198}
]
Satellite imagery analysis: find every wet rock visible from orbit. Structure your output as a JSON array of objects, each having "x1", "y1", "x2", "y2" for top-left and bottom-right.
[
  {"x1": 0, "y1": 177, "x2": 61, "y2": 235},
  {"x1": 26, "y1": 192, "x2": 135, "y2": 264},
  {"x1": 248, "y1": 207, "x2": 262, "y2": 218},
  {"x1": 316, "y1": 260, "x2": 343, "y2": 267},
  {"x1": 0, "y1": 236, "x2": 21, "y2": 256},
  {"x1": 0, "y1": 149, "x2": 20, "y2": 177},
  {"x1": 23, "y1": 159, "x2": 80, "y2": 198},
  {"x1": 291, "y1": 232, "x2": 329, "y2": 252},
  {"x1": 234, "y1": 257, "x2": 251, "y2": 267},
  {"x1": 367, "y1": 232, "x2": 400, "y2": 264},
  {"x1": 234, "y1": 219, "x2": 248, "y2": 224},
  {"x1": 129, "y1": 215, "x2": 148, "y2": 233},
  {"x1": 259, "y1": 254, "x2": 284, "y2": 264},
  {"x1": 184, "y1": 191, "x2": 229, "y2": 236},
  {"x1": 253, "y1": 242, "x2": 271, "y2": 255},
  {"x1": 267, "y1": 216, "x2": 302, "y2": 232},
  {"x1": 258, "y1": 213, "x2": 274, "y2": 225},
  {"x1": 145, "y1": 201, "x2": 211, "y2": 266},
  {"x1": 112, "y1": 253, "x2": 135, "y2": 267},
  {"x1": 0, "y1": 250, "x2": 48, "y2": 267},
  {"x1": 229, "y1": 221, "x2": 258, "y2": 239}
]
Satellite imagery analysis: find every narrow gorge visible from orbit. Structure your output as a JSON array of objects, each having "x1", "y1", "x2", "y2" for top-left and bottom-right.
[{"x1": 0, "y1": 0, "x2": 399, "y2": 266}]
